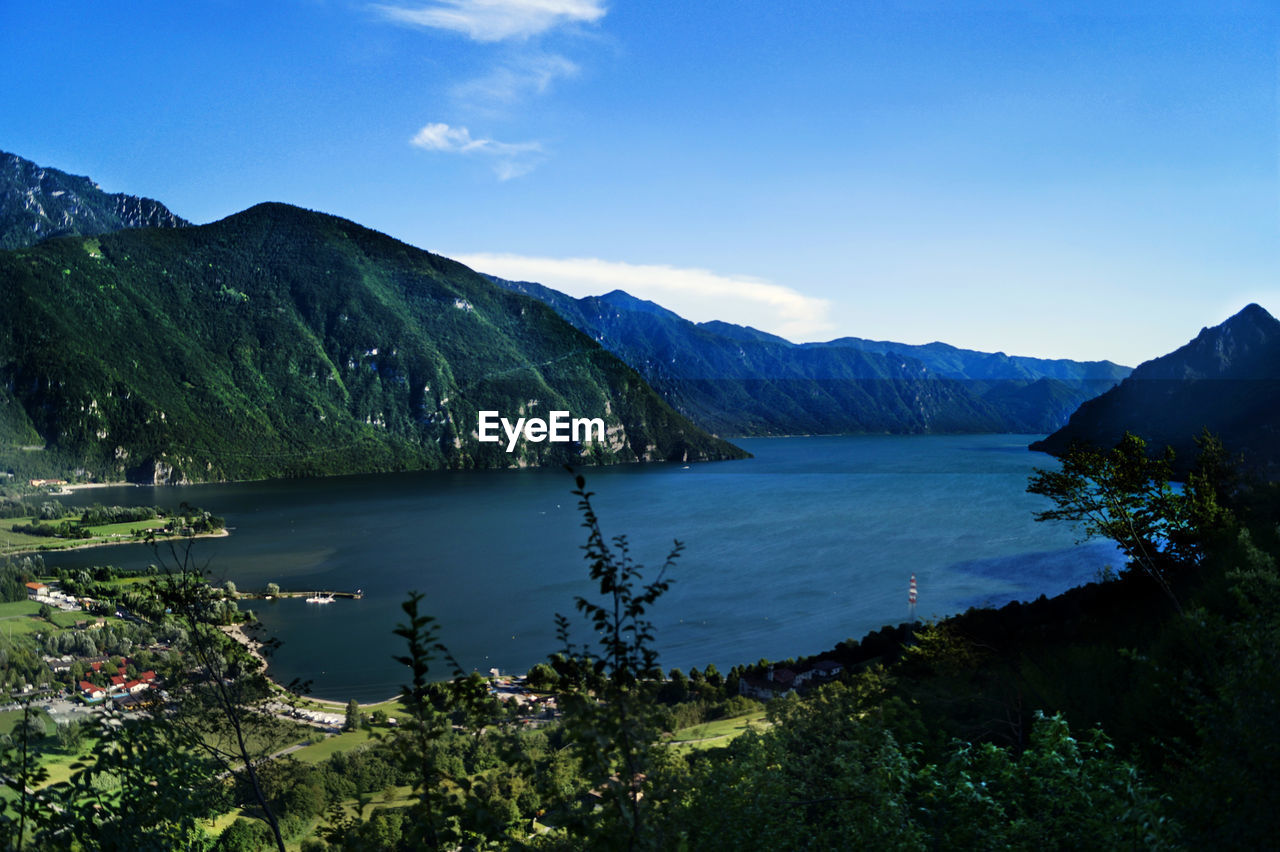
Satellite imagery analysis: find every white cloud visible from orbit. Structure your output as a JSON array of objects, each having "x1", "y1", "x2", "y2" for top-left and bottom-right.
[
  {"x1": 410, "y1": 122, "x2": 543, "y2": 179},
  {"x1": 372, "y1": 0, "x2": 606, "y2": 42},
  {"x1": 452, "y1": 254, "x2": 835, "y2": 341},
  {"x1": 453, "y1": 53, "x2": 579, "y2": 104}
]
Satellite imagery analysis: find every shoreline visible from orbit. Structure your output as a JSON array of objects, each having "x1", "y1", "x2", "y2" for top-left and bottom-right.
[
  {"x1": 222, "y1": 621, "x2": 402, "y2": 709},
  {"x1": 2, "y1": 527, "x2": 229, "y2": 557},
  {"x1": 54, "y1": 482, "x2": 139, "y2": 494}
]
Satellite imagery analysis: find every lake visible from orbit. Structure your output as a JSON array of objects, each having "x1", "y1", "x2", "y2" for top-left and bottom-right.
[{"x1": 43, "y1": 435, "x2": 1116, "y2": 702}]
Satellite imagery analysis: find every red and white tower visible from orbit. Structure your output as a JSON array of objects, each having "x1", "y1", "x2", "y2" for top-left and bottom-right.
[{"x1": 908, "y1": 573, "x2": 918, "y2": 622}]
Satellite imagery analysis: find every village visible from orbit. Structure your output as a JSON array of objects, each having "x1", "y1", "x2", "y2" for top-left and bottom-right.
[{"x1": 11, "y1": 577, "x2": 569, "y2": 737}]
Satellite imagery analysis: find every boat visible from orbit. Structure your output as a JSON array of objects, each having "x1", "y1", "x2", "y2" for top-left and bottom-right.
[{"x1": 304, "y1": 592, "x2": 335, "y2": 604}]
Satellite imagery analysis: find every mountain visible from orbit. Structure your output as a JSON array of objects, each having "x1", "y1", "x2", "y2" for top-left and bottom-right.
[
  {"x1": 489, "y1": 276, "x2": 1131, "y2": 437},
  {"x1": 1031, "y1": 304, "x2": 1280, "y2": 477},
  {"x1": 1, "y1": 150, "x2": 189, "y2": 251},
  {"x1": 0, "y1": 202, "x2": 744, "y2": 483},
  {"x1": 811, "y1": 336, "x2": 1129, "y2": 383}
]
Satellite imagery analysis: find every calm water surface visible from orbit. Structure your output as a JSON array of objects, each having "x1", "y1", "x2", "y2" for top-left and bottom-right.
[{"x1": 45, "y1": 435, "x2": 1116, "y2": 701}]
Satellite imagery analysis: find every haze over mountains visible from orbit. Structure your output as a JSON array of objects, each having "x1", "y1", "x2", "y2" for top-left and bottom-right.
[
  {"x1": 1033, "y1": 303, "x2": 1280, "y2": 477},
  {"x1": 491, "y1": 277, "x2": 1131, "y2": 437}
]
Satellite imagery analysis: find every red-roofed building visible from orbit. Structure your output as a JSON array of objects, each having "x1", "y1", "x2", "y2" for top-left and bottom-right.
[
  {"x1": 90, "y1": 662, "x2": 103, "y2": 672},
  {"x1": 771, "y1": 667, "x2": 796, "y2": 687},
  {"x1": 79, "y1": 681, "x2": 106, "y2": 700},
  {"x1": 110, "y1": 675, "x2": 126, "y2": 687},
  {"x1": 140, "y1": 671, "x2": 157, "y2": 682}
]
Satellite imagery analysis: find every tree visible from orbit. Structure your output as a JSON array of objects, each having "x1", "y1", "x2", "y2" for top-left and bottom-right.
[
  {"x1": 0, "y1": 704, "x2": 53, "y2": 849},
  {"x1": 265, "y1": 582, "x2": 280, "y2": 597},
  {"x1": 50, "y1": 707, "x2": 222, "y2": 850},
  {"x1": 380, "y1": 591, "x2": 467, "y2": 849},
  {"x1": 140, "y1": 532, "x2": 294, "y2": 852},
  {"x1": 551, "y1": 472, "x2": 683, "y2": 851},
  {"x1": 344, "y1": 699, "x2": 362, "y2": 733},
  {"x1": 525, "y1": 661, "x2": 558, "y2": 691},
  {"x1": 664, "y1": 682, "x2": 1171, "y2": 850},
  {"x1": 1027, "y1": 431, "x2": 1232, "y2": 611},
  {"x1": 55, "y1": 721, "x2": 84, "y2": 754},
  {"x1": 215, "y1": 818, "x2": 272, "y2": 851}
]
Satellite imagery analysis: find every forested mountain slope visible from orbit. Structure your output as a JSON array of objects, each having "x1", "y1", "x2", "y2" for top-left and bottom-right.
[
  {"x1": 0, "y1": 203, "x2": 744, "y2": 482},
  {"x1": 1032, "y1": 303, "x2": 1280, "y2": 478},
  {"x1": 490, "y1": 277, "x2": 1130, "y2": 436}
]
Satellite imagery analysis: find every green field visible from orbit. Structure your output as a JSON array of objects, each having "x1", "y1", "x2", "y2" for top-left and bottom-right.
[
  {"x1": 0, "y1": 600, "x2": 55, "y2": 638},
  {"x1": 202, "y1": 717, "x2": 314, "y2": 761},
  {"x1": 665, "y1": 709, "x2": 770, "y2": 753},
  {"x1": 0, "y1": 514, "x2": 224, "y2": 555},
  {"x1": 82, "y1": 519, "x2": 166, "y2": 537},
  {"x1": 0, "y1": 600, "x2": 39, "y2": 619},
  {"x1": 0, "y1": 708, "x2": 53, "y2": 737},
  {"x1": 291, "y1": 728, "x2": 375, "y2": 763},
  {"x1": 0, "y1": 520, "x2": 56, "y2": 553},
  {"x1": 0, "y1": 600, "x2": 108, "y2": 638}
]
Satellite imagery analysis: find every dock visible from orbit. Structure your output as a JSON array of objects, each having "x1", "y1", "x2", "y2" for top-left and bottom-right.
[{"x1": 253, "y1": 589, "x2": 363, "y2": 600}]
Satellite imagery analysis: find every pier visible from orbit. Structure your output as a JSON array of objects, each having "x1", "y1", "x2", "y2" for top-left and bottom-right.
[{"x1": 254, "y1": 589, "x2": 364, "y2": 600}]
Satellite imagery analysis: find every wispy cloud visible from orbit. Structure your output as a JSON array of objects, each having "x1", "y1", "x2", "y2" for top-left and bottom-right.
[
  {"x1": 372, "y1": 0, "x2": 606, "y2": 42},
  {"x1": 453, "y1": 53, "x2": 579, "y2": 105},
  {"x1": 453, "y1": 254, "x2": 835, "y2": 340},
  {"x1": 410, "y1": 123, "x2": 543, "y2": 179}
]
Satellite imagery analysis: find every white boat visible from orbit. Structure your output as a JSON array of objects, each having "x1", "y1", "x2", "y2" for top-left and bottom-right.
[{"x1": 304, "y1": 592, "x2": 335, "y2": 604}]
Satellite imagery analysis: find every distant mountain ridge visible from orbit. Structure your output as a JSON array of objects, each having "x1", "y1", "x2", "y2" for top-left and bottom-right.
[
  {"x1": 0, "y1": 201, "x2": 744, "y2": 483},
  {"x1": 0, "y1": 150, "x2": 189, "y2": 250},
  {"x1": 810, "y1": 336, "x2": 1129, "y2": 383},
  {"x1": 1031, "y1": 303, "x2": 1280, "y2": 477},
  {"x1": 489, "y1": 276, "x2": 1131, "y2": 437}
]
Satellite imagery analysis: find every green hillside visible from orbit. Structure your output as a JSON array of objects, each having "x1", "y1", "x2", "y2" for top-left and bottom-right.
[{"x1": 0, "y1": 203, "x2": 745, "y2": 482}]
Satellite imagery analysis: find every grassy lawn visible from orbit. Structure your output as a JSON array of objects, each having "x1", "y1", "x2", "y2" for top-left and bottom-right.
[
  {"x1": 0, "y1": 600, "x2": 39, "y2": 619},
  {"x1": 0, "y1": 515, "x2": 223, "y2": 555},
  {"x1": 0, "y1": 617, "x2": 54, "y2": 638},
  {"x1": 291, "y1": 728, "x2": 375, "y2": 763},
  {"x1": 202, "y1": 717, "x2": 314, "y2": 759},
  {"x1": 337, "y1": 784, "x2": 417, "y2": 820},
  {"x1": 207, "y1": 785, "x2": 419, "y2": 849},
  {"x1": 82, "y1": 519, "x2": 165, "y2": 537},
  {"x1": 36, "y1": 749, "x2": 85, "y2": 788},
  {"x1": 204, "y1": 808, "x2": 247, "y2": 839},
  {"x1": 0, "y1": 708, "x2": 53, "y2": 736},
  {"x1": 97, "y1": 574, "x2": 156, "y2": 587},
  {"x1": 0, "y1": 520, "x2": 55, "y2": 553},
  {"x1": 665, "y1": 708, "x2": 770, "y2": 753},
  {"x1": 46, "y1": 610, "x2": 85, "y2": 628},
  {"x1": 0, "y1": 602, "x2": 91, "y2": 637}
]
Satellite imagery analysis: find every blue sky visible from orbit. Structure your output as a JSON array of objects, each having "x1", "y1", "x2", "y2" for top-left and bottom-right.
[{"x1": 2, "y1": 1, "x2": 1275, "y2": 365}]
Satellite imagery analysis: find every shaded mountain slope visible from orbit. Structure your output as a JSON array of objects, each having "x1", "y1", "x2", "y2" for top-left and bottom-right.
[
  {"x1": 1031, "y1": 303, "x2": 1280, "y2": 478},
  {"x1": 490, "y1": 277, "x2": 1130, "y2": 436}
]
